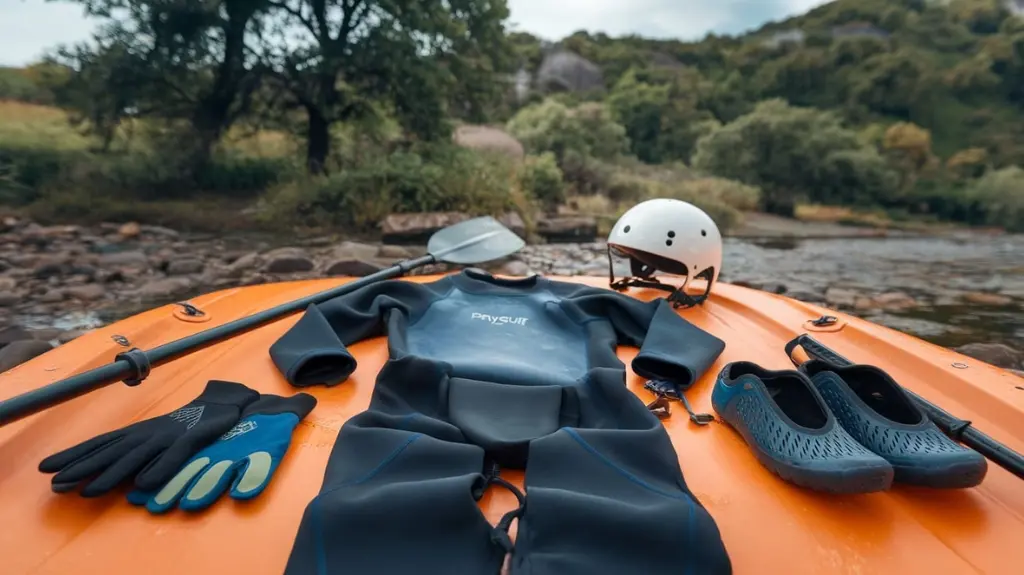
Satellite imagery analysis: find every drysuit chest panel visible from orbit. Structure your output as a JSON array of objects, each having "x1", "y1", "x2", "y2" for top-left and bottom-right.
[{"x1": 404, "y1": 288, "x2": 588, "y2": 386}]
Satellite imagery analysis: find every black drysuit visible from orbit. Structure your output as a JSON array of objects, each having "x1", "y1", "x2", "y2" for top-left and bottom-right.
[{"x1": 269, "y1": 268, "x2": 732, "y2": 574}]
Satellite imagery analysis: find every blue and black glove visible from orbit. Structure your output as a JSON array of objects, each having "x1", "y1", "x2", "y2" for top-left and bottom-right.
[{"x1": 127, "y1": 391, "x2": 317, "y2": 513}]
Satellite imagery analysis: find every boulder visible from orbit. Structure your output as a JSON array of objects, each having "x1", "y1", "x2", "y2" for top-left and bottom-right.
[
  {"x1": 0, "y1": 276, "x2": 16, "y2": 291},
  {"x1": 58, "y1": 329, "x2": 92, "y2": 344},
  {"x1": 226, "y1": 252, "x2": 261, "y2": 278},
  {"x1": 0, "y1": 293, "x2": 18, "y2": 307},
  {"x1": 378, "y1": 245, "x2": 415, "y2": 260},
  {"x1": 99, "y1": 250, "x2": 150, "y2": 268},
  {"x1": 0, "y1": 325, "x2": 33, "y2": 348},
  {"x1": 824, "y1": 287, "x2": 859, "y2": 308},
  {"x1": 64, "y1": 284, "x2": 107, "y2": 302},
  {"x1": 380, "y1": 212, "x2": 469, "y2": 244},
  {"x1": 333, "y1": 241, "x2": 380, "y2": 262},
  {"x1": 167, "y1": 258, "x2": 206, "y2": 276},
  {"x1": 536, "y1": 216, "x2": 598, "y2": 243},
  {"x1": 118, "y1": 222, "x2": 142, "y2": 239},
  {"x1": 963, "y1": 292, "x2": 1014, "y2": 306},
  {"x1": 535, "y1": 49, "x2": 604, "y2": 93},
  {"x1": 134, "y1": 277, "x2": 195, "y2": 300},
  {"x1": 954, "y1": 343, "x2": 1023, "y2": 369},
  {"x1": 454, "y1": 125, "x2": 525, "y2": 161},
  {"x1": 325, "y1": 259, "x2": 388, "y2": 277},
  {"x1": 38, "y1": 289, "x2": 66, "y2": 303},
  {"x1": 0, "y1": 340, "x2": 53, "y2": 372},
  {"x1": 263, "y1": 247, "x2": 314, "y2": 274}
]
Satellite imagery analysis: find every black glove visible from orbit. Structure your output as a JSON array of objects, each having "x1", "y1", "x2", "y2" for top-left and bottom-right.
[{"x1": 38, "y1": 380, "x2": 261, "y2": 497}]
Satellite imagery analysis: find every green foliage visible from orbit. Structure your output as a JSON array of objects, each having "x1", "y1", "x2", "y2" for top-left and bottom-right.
[
  {"x1": 692, "y1": 99, "x2": 898, "y2": 215},
  {"x1": 964, "y1": 166, "x2": 1024, "y2": 231},
  {"x1": 258, "y1": 144, "x2": 523, "y2": 232},
  {"x1": 517, "y1": 153, "x2": 565, "y2": 209},
  {"x1": 506, "y1": 99, "x2": 629, "y2": 162}
]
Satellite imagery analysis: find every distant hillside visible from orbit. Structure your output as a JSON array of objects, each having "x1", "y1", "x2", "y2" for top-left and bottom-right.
[{"x1": 510, "y1": 0, "x2": 1024, "y2": 163}]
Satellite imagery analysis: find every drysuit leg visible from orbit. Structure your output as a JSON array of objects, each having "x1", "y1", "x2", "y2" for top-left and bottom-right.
[
  {"x1": 511, "y1": 369, "x2": 733, "y2": 575},
  {"x1": 283, "y1": 358, "x2": 511, "y2": 575}
]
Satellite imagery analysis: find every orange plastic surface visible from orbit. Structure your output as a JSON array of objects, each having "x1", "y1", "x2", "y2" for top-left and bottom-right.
[{"x1": 0, "y1": 275, "x2": 1022, "y2": 574}]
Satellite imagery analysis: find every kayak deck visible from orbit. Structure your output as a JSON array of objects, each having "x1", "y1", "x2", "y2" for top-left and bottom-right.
[{"x1": 0, "y1": 275, "x2": 1021, "y2": 574}]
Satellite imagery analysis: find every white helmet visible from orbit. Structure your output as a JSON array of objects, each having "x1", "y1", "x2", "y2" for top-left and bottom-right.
[{"x1": 606, "y1": 198, "x2": 723, "y2": 307}]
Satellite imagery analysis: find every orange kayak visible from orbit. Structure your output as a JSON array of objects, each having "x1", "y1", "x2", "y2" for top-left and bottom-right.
[{"x1": 0, "y1": 275, "x2": 1022, "y2": 574}]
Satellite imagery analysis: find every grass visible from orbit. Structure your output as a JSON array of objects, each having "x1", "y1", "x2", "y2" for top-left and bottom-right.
[{"x1": 0, "y1": 100, "x2": 92, "y2": 151}]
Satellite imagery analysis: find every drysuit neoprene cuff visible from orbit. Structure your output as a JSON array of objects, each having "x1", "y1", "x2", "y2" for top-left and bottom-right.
[
  {"x1": 200, "y1": 380, "x2": 263, "y2": 406},
  {"x1": 269, "y1": 304, "x2": 357, "y2": 387},
  {"x1": 631, "y1": 301, "x2": 726, "y2": 390}
]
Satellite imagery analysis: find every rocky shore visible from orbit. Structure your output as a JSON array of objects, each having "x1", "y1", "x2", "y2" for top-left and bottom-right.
[{"x1": 0, "y1": 214, "x2": 1020, "y2": 375}]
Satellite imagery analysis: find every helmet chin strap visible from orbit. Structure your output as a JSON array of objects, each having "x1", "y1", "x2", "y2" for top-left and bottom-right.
[{"x1": 606, "y1": 248, "x2": 712, "y2": 309}]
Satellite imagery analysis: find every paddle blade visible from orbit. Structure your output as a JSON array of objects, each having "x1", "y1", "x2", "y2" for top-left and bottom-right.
[{"x1": 427, "y1": 216, "x2": 525, "y2": 265}]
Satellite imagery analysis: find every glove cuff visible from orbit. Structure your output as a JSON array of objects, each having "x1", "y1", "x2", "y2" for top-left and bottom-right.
[
  {"x1": 243, "y1": 392, "x2": 317, "y2": 419},
  {"x1": 198, "y1": 380, "x2": 262, "y2": 407}
]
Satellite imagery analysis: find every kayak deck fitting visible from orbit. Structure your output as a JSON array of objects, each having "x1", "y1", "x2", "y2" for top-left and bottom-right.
[{"x1": 0, "y1": 274, "x2": 1021, "y2": 574}]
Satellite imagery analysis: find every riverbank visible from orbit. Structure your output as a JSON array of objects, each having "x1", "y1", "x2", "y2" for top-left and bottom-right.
[{"x1": 0, "y1": 214, "x2": 1020, "y2": 374}]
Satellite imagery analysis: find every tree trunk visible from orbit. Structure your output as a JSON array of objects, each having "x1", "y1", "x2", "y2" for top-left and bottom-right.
[{"x1": 306, "y1": 107, "x2": 330, "y2": 174}]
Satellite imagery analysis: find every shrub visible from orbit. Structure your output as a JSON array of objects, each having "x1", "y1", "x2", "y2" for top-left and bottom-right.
[
  {"x1": 258, "y1": 144, "x2": 525, "y2": 233},
  {"x1": 505, "y1": 98, "x2": 629, "y2": 163},
  {"x1": 966, "y1": 166, "x2": 1024, "y2": 232},
  {"x1": 517, "y1": 152, "x2": 565, "y2": 209}
]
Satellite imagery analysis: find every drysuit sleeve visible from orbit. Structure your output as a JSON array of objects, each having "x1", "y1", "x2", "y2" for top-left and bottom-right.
[
  {"x1": 569, "y1": 290, "x2": 726, "y2": 391},
  {"x1": 269, "y1": 279, "x2": 444, "y2": 387}
]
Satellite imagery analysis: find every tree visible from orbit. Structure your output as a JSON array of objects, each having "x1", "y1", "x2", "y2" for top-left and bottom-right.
[
  {"x1": 56, "y1": 0, "x2": 272, "y2": 162},
  {"x1": 691, "y1": 99, "x2": 896, "y2": 215},
  {"x1": 265, "y1": 0, "x2": 511, "y2": 173}
]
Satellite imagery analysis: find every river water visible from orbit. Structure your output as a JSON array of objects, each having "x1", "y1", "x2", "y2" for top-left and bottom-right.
[
  {"x1": 516, "y1": 233, "x2": 1023, "y2": 350},
  {"x1": 16, "y1": 232, "x2": 1023, "y2": 352}
]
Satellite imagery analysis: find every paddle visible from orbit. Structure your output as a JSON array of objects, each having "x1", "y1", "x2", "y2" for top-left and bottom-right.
[
  {"x1": 0, "y1": 216, "x2": 525, "y2": 427},
  {"x1": 785, "y1": 333, "x2": 1024, "y2": 481}
]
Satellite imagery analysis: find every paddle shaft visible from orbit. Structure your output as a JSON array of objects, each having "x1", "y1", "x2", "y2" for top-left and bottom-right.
[
  {"x1": 790, "y1": 334, "x2": 1024, "y2": 481},
  {"x1": 0, "y1": 254, "x2": 435, "y2": 427}
]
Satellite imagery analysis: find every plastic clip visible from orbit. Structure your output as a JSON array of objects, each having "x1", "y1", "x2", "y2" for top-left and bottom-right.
[{"x1": 115, "y1": 347, "x2": 151, "y2": 387}]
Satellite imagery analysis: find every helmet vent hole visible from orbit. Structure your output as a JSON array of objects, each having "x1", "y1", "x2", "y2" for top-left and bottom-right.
[
  {"x1": 666, "y1": 239, "x2": 673, "y2": 246},
  {"x1": 667, "y1": 230, "x2": 676, "y2": 238},
  {"x1": 624, "y1": 225, "x2": 631, "y2": 233},
  {"x1": 701, "y1": 229, "x2": 707, "y2": 237}
]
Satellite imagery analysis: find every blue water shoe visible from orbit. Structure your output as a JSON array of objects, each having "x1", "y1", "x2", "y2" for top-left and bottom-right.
[
  {"x1": 712, "y1": 361, "x2": 894, "y2": 494},
  {"x1": 800, "y1": 360, "x2": 988, "y2": 489}
]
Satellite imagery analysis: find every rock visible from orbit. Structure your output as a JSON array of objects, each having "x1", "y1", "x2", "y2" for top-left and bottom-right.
[
  {"x1": 39, "y1": 289, "x2": 65, "y2": 303},
  {"x1": 1010, "y1": 369, "x2": 1023, "y2": 379},
  {"x1": 0, "y1": 326, "x2": 33, "y2": 347},
  {"x1": 536, "y1": 216, "x2": 598, "y2": 243},
  {"x1": 134, "y1": 277, "x2": 195, "y2": 300},
  {"x1": 325, "y1": 259, "x2": 387, "y2": 277},
  {"x1": 99, "y1": 250, "x2": 150, "y2": 268},
  {"x1": 263, "y1": 247, "x2": 314, "y2": 273},
  {"x1": 334, "y1": 241, "x2": 380, "y2": 262},
  {"x1": 380, "y1": 212, "x2": 469, "y2": 244},
  {"x1": 226, "y1": 251, "x2": 261, "y2": 277},
  {"x1": 963, "y1": 292, "x2": 1014, "y2": 306},
  {"x1": 118, "y1": 222, "x2": 142, "y2": 239},
  {"x1": 454, "y1": 125, "x2": 525, "y2": 161},
  {"x1": 954, "y1": 343, "x2": 1022, "y2": 369},
  {"x1": 536, "y1": 49, "x2": 604, "y2": 93},
  {"x1": 784, "y1": 290, "x2": 824, "y2": 303},
  {"x1": 0, "y1": 293, "x2": 18, "y2": 307},
  {"x1": 498, "y1": 212, "x2": 528, "y2": 239},
  {"x1": 0, "y1": 276, "x2": 15, "y2": 291},
  {"x1": 0, "y1": 340, "x2": 53, "y2": 372},
  {"x1": 58, "y1": 329, "x2": 92, "y2": 344},
  {"x1": 64, "y1": 284, "x2": 106, "y2": 302},
  {"x1": 140, "y1": 225, "x2": 180, "y2": 239},
  {"x1": 31, "y1": 328, "x2": 63, "y2": 342},
  {"x1": 496, "y1": 260, "x2": 532, "y2": 276},
  {"x1": 167, "y1": 258, "x2": 205, "y2": 276},
  {"x1": 825, "y1": 287, "x2": 859, "y2": 308},
  {"x1": 378, "y1": 245, "x2": 413, "y2": 260}
]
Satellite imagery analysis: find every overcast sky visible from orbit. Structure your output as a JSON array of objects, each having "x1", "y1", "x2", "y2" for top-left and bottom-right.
[{"x1": 0, "y1": 0, "x2": 830, "y2": 67}]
